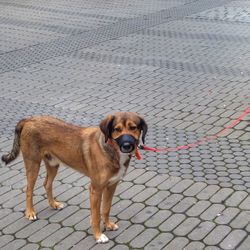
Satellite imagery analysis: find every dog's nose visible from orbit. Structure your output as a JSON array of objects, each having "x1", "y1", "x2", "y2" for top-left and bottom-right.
[{"x1": 121, "y1": 142, "x2": 134, "y2": 153}]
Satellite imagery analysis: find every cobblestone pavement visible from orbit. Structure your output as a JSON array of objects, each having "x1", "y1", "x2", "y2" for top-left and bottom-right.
[{"x1": 0, "y1": 0, "x2": 250, "y2": 249}]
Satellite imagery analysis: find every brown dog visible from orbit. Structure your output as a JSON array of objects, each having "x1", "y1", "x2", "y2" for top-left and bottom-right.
[{"x1": 1, "y1": 112, "x2": 147, "y2": 243}]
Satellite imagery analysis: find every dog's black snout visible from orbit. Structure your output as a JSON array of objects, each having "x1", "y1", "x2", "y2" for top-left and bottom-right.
[{"x1": 121, "y1": 142, "x2": 134, "y2": 153}]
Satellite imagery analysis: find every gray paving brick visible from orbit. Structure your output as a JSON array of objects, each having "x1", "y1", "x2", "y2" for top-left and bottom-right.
[
  {"x1": 132, "y1": 187, "x2": 158, "y2": 203},
  {"x1": 220, "y1": 229, "x2": 247, "y2": 250},
  {"x1": 0, "y1": 235, "x2": 14, "y2": 248},
  {"x1": 145, "y1": 175, "x2": 167, "y2": 187},
  {"x1": 62, "y1": 209, "x2": 89, "y2": 227},
  {"x1": 158, "y1": 193, "x2": 183, "y2": 209},
  {"x1": 204, "y1": 225, "x2": 231, "y2": 245},
  {"x1": 184, "y1": 241, "x2": 205, "y2": 250},
  {"x1": 118, "y1": 203, "x2": 145, "y2": 220},
  {"x1": 3, "y1": 217, "x2": 31, "y2": 235},
  {"x1": 110, "y1": 200, "x2": 132, "y2": 216},
  {"x1": 41, "y1": 227, "x2": 74, "y2": 247},
  {"x1": 15, "y1": 220, "x2": 48, "y2": 239},
  {"x1": 123, "y1": 169, "x2": 145, "y2": 182},
  {"x1": 144, "y1": 232, "x2": 173, "y2": 250},
  {"x1": 49, "y1": 205, "x2": 79, "y2": 223},
  {"x1": 71, "y1": 235, "x2": 96, "y2": 250},
  {"x1": 159, "y1": 213, "x2": 186, "y2": 232},
  {"x1": 170, "y1": 179, "x2": 194, "y2": 193},
  {"x1": 174, "y1": 217, "x2": 200, "y2": 236},
  {"x1": 172, "y1": 197, "x2": 197, "y2": 213},
  {"x1": 130, "y1": 228, "x2": 159, "y2": 249},
  {"x1": 131, "y1": 206, "x2": 158, "y2": 224},
  {"x1": 158, "y1": 176, "x2": 182, "y2": 190},
  {"x1": 238, "y1": 236, "x2": 250, "y2": 250},
  {"x1": 230, "y1": 211, "x2": 250, "y2": 229},
  {"x1": 239, "y1": 195, "x2": 250, "y2": 210},
  {"x1": 1, "y1": 239, "x2": 26, "y2": 250},
  {"x1": 115, "y1": 182, "x2": 133, "y2": 195},
  {"x1": 210, "y1": 188, "x2": 234, "y2": 203},
  {"x1": 28, "y1": 223, "x2": 61, "y2": 243},
  {"x1": 115, "y1": 224, "x2": 145, "y2": 244},
  {"x1": 111, "y1": 245, "x2": 129, "y2": 250},
  {"x1": 119, "y1": 185, "x2": 145, "y2": 200},
  {"x1": 145, "y1": 190, "x2": 170, "y2": 206},
  {"x1": 0, "y1": 212, "x2": 24, "y2": 231},
  {"x1": 200, "y1": 204, "x2": 225, "y2": 220},
  {"x1": 196, "y1": 185, "x2": 220, "y2": 200},
  {"x1": 19, "y1": 244, "x2": 40, "y2": 250},
  {"x1": 188, "y1": 221, "x2": 216, "y2": 241},
  {"x1": 183, "y1": 182, "x2": 207, "y2": 196},
  {"x1": 144, "y1": 210, "x2": 172, "y2": 228},
  {"x1": 215, "y1": 207, "x2": 240, "y2": 224},
  {"x1": 133, "y1": 171, "x2": 157, "y2": 184},
  {"x1": 225, "y1": 191, "x2": 248, "y2": 207},
  {"x1": 186, "y1": 200, "x2": 211, "y2": 217},
  {"x1": 163, "y1": 237, "x2": 189, "y2": 250}
]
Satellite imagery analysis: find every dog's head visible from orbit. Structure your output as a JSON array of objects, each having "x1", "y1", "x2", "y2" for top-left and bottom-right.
[{"x1": 99, "y1": 112, "x2": 148, "y2": 153}]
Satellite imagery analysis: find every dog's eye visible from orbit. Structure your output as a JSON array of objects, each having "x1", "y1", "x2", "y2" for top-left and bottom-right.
[
  {"x1": 129, "y1": 126, "x2": 137, "y2": 131},
  {"x1": 114, "y1": 127, "x2": 122, "y2": 132}
]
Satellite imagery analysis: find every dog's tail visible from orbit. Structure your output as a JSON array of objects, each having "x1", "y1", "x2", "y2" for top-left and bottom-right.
[{"x1": 1, "y1": 119, "x2": 27, "y2": 165}]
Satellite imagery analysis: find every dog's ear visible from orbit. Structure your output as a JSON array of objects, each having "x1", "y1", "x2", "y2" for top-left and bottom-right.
[
  {"x1": 139, "y1": 116, "x2": 148, "y2": 144},
  {"x1": 99, "y1": 115, "x2": 115, "y2": 142}
]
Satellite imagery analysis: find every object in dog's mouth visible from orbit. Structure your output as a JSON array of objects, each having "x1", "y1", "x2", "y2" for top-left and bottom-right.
[{"x1": 1, "y1": 112, "x2": 147, "y2": 243}]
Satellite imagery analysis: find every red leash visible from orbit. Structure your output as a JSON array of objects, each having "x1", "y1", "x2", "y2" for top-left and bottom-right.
[{"x1": 138, "y1": 107, "x2": 250, "y2": 154}]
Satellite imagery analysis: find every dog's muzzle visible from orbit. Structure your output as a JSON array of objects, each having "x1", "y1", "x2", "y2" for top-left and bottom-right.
[{"x1": 114, "y1": 134, "x2": 138, "y2": 153}]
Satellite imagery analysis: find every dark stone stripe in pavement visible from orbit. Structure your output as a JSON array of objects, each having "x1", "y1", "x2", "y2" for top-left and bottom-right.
[{"x1": 0, "y1": 0, "x2": 232, "y2": 73}]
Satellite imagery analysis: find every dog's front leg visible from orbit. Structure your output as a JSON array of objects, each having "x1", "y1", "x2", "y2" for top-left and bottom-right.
[
  {"x1": 102, "y1": 183, "x2": 119, "y2": 231},
  {"x1": 89, "y1": 184, "x2": 108, "y2": 243}
]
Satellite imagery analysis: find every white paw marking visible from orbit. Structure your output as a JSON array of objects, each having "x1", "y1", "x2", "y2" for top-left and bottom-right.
[
  {"x1": 57, "y1": 203, "x2": 64, "y2": 210},
  {"x1": 113, "y1": 224, "x2": 119, "y2": 230},
  {"x1": 96, "y1": 234, "x2": 109, "y2": 243}
]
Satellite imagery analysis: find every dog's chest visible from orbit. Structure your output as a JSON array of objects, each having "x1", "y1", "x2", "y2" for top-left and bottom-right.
[{"x1": 108, "y1": 153, "x2": 130, "y2": 185}]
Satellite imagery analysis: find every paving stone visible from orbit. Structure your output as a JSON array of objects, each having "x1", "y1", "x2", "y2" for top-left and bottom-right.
[
  {"x1": 200, "y1": 204, "x2": 225, "y2": 220},
  {"x1": 144, "y1": 210, "x2": 172, "y2": 228},
  {"x1": 144, "y1": 232, "x2": 173, "y2": 250},
  {"x1": 0, "y1": 212, "x2": 24, "y2": 231},
  {"x1": 129, "y1": 228, "x2": 159, "y2": 249},
  {"x1": 0, "y1": 235, "x2": 14, "y2": 248},
  {"x1": 119, "y1": 185, "x2": 145, "y2": 200},
  {"x1": 132, "y1": 187, "x2": 158, "y2": 202},
  {"x1": 239, "y1": 195, "x2": 250, "y2": 210},
  {"x1": 215, "y1": 207, "x2": 240, "y2": 225},
  {"x1": 54, "y1": 231, "x2": 86, "y2": 250},
  {"x1": 174, "y1": 217, "x2": 200, "y2": 236},
  {"x1": 210, "y1": 188, "x2": 234, "y2": 203},
  {"x1": 184, "y1": 241, "x2": 205, "y2": 250},
  {"x1": 163, "y1": 237, "x2": 189, "y2": 250},
  {"x1": 220, "y1": 229, "x2": 247, "y2": 250},
  {"x1": 204, "y1": 225, "x2": 231, "y2": 245},
  {"x1": 183, "y1": 182, "x2": 207, "y2": 196},
  {"x1": 158, "y1": 193, "x2": 183, "y2": 209},
  {"x1": 118, "y1": 203, "x2": 145, "y2": 220},
  {"x1": 238, "y1": 236, "x2": 250, "y2": 250},
  {"x1": 196, "y1": 185, "x2": 220, "y2": 200},
  {"x1": 131, "y1": 206, "x2": 158, "y2": 224},
  {"x1": 28, "y1": 223, "x2": 61, "y2": 243},
  {"x1": 1, "y1": 239, "x2": 26, "y2": 250},
  {"x1": 230, "y1": 211, "x2": 250, "y2": 229},
  {"x1": 225, "y1": 191, "x2": 248, "y2": 206},
  {"x1": 115, "y1": 224, "x2": 145, "y2": 244},
  {"x1": 159, "y1": 213, "x2": 186, "y2": 232},
  {"x1": 186, "y1": 200, "x2": 211, "y2": 217},
  {"x1": 19, "y1": 244, "x2": 40, "y2": 250},
  {"x1": 188, "y1": 221, "x2": 216, "y2": 241},
  {"x1": 172, "y1": 197, "x2": 197, "y2": 213}
]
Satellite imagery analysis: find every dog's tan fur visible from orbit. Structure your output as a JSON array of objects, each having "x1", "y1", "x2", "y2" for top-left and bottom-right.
[{"x1": 1, "y1": 112, "x2": 147, "y2": 243}]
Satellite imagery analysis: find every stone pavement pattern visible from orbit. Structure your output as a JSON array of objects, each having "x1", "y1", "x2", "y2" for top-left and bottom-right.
[{"x1": 0, "y1": 0, "x2": 249, "y2": 249}]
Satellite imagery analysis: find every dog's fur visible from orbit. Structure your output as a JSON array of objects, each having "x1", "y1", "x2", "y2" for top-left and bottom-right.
[{"x1": 1, "y1": 112, "x2": 147, "y2": 243}]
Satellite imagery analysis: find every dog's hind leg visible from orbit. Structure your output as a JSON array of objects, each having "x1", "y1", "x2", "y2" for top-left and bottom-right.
[
  {"x1": 23, "y1": 157, "x2": 41, "y2": 221},
  {"x1": 43, "y1": 161, "x2": 64, "y2": 210}
]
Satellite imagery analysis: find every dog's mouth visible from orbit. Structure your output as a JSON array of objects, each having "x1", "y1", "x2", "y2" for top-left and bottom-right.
[{"x1": 114, "y1": 134, "x2": 138, "y2": 153}]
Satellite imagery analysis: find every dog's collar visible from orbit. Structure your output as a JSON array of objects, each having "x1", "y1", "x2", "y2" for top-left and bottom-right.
[{"x1": 107, "y1": 138, "x2": 141, "y2": 160}]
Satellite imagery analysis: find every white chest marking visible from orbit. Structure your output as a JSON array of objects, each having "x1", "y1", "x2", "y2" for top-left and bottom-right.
[{"x1": 109, "y1": 153, "x2": 129, "y2": 185}]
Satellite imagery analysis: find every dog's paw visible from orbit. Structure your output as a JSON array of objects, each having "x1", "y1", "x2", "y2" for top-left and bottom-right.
[
  {"x1": 25, "y1": 210, "x2": 37, "y2": 221},
  {"x1": 105, "y1": 221, "x2": 119, "y2": 231},
  {"x1": 50, "y1": 200, "x2": 64, "y2": 210},
  {"x1": 96, "y1": 234, "x2": 109, "y2": 243}
]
